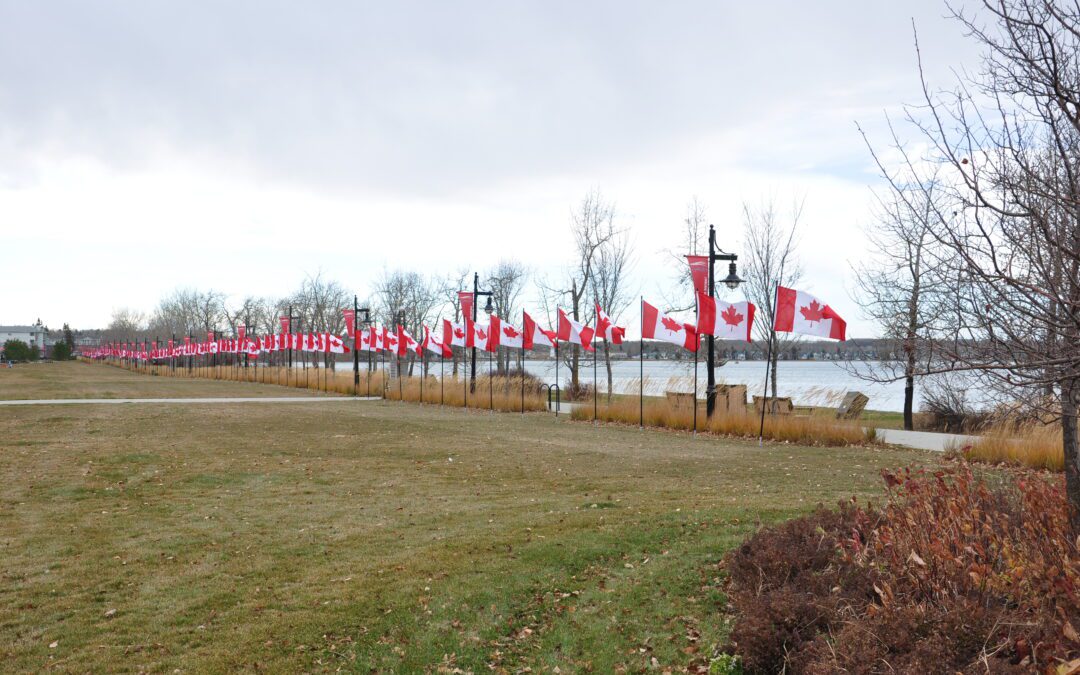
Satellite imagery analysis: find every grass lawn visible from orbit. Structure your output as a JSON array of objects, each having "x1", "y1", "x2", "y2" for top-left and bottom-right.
[
  {"x1": 0, "y1": 362, "x2": 937, "y2": 672},
  {"x1": 0, "y1": 361, "x2": 329, "y2": 400}
]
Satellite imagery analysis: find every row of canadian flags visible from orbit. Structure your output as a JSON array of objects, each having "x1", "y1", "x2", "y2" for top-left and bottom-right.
[{"x1": 84, "y1": 265, "x2": 846, "y2": 361}]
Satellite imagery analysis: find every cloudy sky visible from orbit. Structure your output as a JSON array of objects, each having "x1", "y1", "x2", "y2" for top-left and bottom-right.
[{"x1": 0, "y1": 1, "x2": 980, "y2": 336}]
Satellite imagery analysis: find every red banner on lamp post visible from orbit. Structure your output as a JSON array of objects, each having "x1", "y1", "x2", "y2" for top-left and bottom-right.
[
  {"x1": 686, "y1": 255, "x2": 709, "y2": 295},
  {"x1": 458, "y1": 291, "x2": 474, "y2": 321}
]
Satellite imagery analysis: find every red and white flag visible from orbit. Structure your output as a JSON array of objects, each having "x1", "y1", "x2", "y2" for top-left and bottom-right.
[
  {"x1": 358, "y1": 325, "x2": 379, "y2": 351},
  {"x1": 397, "y1": 326, "x2": 421, "y2": 356},
  {"x1": 326, "y1": 332, "x2": 349, "y2": 354},
  {"x1": 447, "y1": 321, "x2": 469, "y2": 348},
  {"x1": 557, "y1": 308, "x2": 594, "y2": 351},
  {"x1": 471, "y1": 322, "x2": 494, "y2": 352},
  {"x1": 594, "y1": 304, "x2": 625, "y2": 345},
  {"x1": 686, "y1": 255, "x2": 709, "y2": 295},
  {"x1": 487, "y1": 315, "x2": 523, "y2": 350},
  {"x1": 279, "y1": 316, "x2": 290, "y2": 335},
  {"x1": 522, "y1": 311, "x2": 556, "y2": 350},
  {"x1": 457, "y1": 291, "x2": 474, "y2": 323},
  {"x1": 696, "y1": 292, "x2": 755, "y2": 342},
  {"x1": 382, "y1": 326, "x2": 399, "y2": 354},
  {"x1": 642, "y1": 300, "x2": 698, "y2": 351},
  {"x1": 774, "y1": 286, "x2": 847, "y2": 341},
  {"x1": 342, "y1": 309, "x2": 356, "y2": 339},
  {"x1": 424, "y1": 324, "x2": 452, "y2": 357}
]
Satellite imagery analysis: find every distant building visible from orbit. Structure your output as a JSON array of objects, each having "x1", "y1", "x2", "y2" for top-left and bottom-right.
[{"x1": 0, "y1": 324, "x2": 47, "y2": 356}]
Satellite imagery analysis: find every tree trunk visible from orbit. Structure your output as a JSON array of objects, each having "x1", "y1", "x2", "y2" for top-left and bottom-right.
[
  {"x1": 903, "y1": 338, "x2": 916, "y2": 431},
  {"x1": 1061, "y1": 378, "x2": 1080, "y2": 534}
]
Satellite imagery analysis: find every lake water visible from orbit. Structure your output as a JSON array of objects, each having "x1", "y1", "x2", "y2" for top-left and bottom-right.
[{"x1": 514, "y1": 359, "x2": 913, "y2": 412}]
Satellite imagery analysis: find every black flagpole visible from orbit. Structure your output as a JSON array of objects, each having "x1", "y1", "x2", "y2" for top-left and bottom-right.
[
  {"x1": 640, "y1": 298, "x2": 644, "y2": 430},
  {"x1": 593, "y1": 337, "x2": 597, "y2": 425},
  {"x1": 554, "y1": 339, "x2": 559, "y2": 418},
  {"x1": 521, "y1": 309, "x2": 525, "y2": 415},
  {"x1": 694, "y1": 294, "x2": 699, "y2": 436}
]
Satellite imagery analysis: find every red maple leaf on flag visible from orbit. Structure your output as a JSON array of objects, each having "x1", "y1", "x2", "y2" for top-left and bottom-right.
[
  {"x1": 477, "y1": 329, "x2": 487, "y2": 340},
  {"x1": 800, "y1": 300, "x2": 825, "y2": 323},
  {"x1": 661, "y1": 316, "x2": 683, "y2": 332},
  {"x1": 454, "y1": 328, "x2": 465, "y2": 339},
  {"x1": 503, "y1": 326, "x2": 520, "y2": 338},
  {"x1": 721, "y1": 305, "x2": 744, "y2": 326}
]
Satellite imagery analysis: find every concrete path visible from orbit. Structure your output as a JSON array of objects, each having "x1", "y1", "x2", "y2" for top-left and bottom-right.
[
  {"x1": 0, "y1": 396, "x2": 382, "y2": 406},
  {"x1": 872, "y1": 427, "x2": 978, "y2": 452}
]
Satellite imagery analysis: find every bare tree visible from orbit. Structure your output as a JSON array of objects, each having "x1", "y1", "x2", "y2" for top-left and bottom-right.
[
  {"x1": 870, "y1": 0, "x2": 1080, "y2": 527},
  {"x1": 375, "y1": 269, "x2": 441, "y2": 375},
  {"x1": 848, "y1": 169, "x2": 954, "y2": 430},
  {"x1": 592, "y1": 226, "x2": 634, "y2": 401},
  {"x1": 741, "y1": 197, "x2": 804, "y2": 397},
  {"x1": 542, "y1": 189, "x2": 615, "y2": 395},
  {"x1": 486, "y1": 259, "x2": 528, "y2": 373},
  {"x1": 440, "y1": 268, "x2": 471, "y2": 377},
  {"x1": 662, "y1": 196, "x2": 709, "y2": 311},
  {"x1": 105, "y1": 308, "x2": 147, "y2": 342}
]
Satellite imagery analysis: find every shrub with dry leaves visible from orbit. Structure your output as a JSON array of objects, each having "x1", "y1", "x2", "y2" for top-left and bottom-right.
[{"x1": 724, "y1": 462, "x2": 1080, "y2": 673}]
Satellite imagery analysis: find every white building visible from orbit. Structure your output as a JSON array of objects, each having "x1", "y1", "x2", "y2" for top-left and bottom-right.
[{"x1": 0, "y1": 324, "x2": 47, "y2": 356}]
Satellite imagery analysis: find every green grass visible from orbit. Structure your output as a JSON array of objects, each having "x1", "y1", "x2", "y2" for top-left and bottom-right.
[
  {"x1": 0, "y1": 362, "x2": 937, "y2": 671},
  {"x1": 0, "y1": 360, "x2": 329, "y2": 400}
]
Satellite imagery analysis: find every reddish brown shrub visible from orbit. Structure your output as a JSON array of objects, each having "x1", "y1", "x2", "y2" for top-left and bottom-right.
[{"x1": 724, "y1": 463, "x2": 1080, "y2": 673}]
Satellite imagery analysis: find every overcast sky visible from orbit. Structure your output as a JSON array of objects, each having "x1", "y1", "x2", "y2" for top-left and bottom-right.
[{"x1": 0, "y1": 1, "x2": 980, "y2": 336}]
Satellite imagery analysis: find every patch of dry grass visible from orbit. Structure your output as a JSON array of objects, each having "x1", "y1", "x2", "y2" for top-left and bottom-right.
[
  {"x1": 572, "y1": 397, "x2": 872, "y2": 447},
  {"x1": 962, "y1": 423, "x2": 1064, "y2": 471}
]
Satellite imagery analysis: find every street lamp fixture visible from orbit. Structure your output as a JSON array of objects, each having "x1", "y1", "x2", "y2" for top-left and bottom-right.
[
  {"x1": 722, "y1": 261, "x2": 743, "y2": 290},
  {"x1": 470, "y1": 272, "x2": 494, "y2": 392},
  {"x1": 704, "y1": 224, "x2": 742, "y2": 417}
]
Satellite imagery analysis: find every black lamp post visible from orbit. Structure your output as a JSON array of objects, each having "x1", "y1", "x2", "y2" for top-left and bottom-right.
[
  {"x1": 704, "y1": 224, "x2": 743, "y2": 417},
  {"x1": 352, "y1": 295, "x2": 371, "y2": 393},
  {"x1": 470, "y1": 272, "x2": 494, "y2": 393}
]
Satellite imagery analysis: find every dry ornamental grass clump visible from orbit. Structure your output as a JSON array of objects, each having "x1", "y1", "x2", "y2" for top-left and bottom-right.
[
  {"x1": 572, "y1": 397, "x2": 872, "y2": 447},
  {"x1": 724, "y1": 462, "x2": 1080, "y2": 673}
]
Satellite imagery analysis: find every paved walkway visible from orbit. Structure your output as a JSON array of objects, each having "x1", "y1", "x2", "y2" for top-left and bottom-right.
[
  {"x1": 0, "y1": 396, "x2": 381, "y2": 406},
  {"x1": 872, "y1": 427, "x2": 978, "y2": 452}
]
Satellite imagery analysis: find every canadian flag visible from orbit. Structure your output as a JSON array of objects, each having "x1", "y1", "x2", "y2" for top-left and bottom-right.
[
  {"x1": 557, "y1": 308, "x2": 594, "y2": 351},
  {"x1": 397, "y1": 326, "x2": 421, "y2": 356},
  {"x1": 466, "y1": 321, "x2": 494, "y2": 352},
  {"x1": 642, "y1": 300, "x2": 698, "y2": 350},
  {"x1": 697, "y1": 292, "x2": 755, "y2": 342},
  {"x1": 358, "y1": 325, "x2": 380, "y2": 351},
  {"x1": 774, "y1": 286, "x2": 847, "y2": 341},
  {"x1": 447, "y1": 321, "x2": 469, "y2": 348},
  {"x1": 382, "y1": 327, "x2": 399, "y2": 354},
  {"x1": 522, "y1": 311, "x2": 556, "y2": 350},
  {"x1": 594, "y1": 304, "x2": 625, "y2": 345},
  {"x1": 327, "y1": 333, "x2": 350, "y2": 354},
  {"x1": 487, "y1": 315, "x2": 523, "y2": 350},
  {"x1": 424, "y1": 324, "x2": 452, "y2": 357}
]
